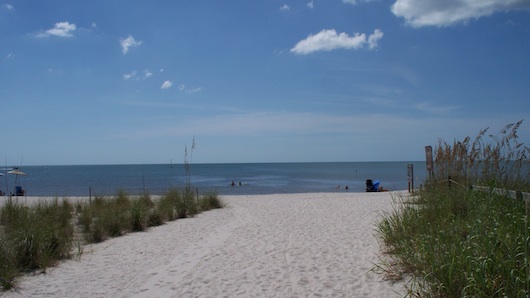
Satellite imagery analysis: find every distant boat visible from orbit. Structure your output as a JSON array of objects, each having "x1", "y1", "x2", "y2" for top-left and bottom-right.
[{"x1": 8, "y1": 169, "x2": 26, "y2": 176}]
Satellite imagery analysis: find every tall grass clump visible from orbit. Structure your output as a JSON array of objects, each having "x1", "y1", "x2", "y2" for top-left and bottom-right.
[
  {"x1": 158, "y1": 188, "x2": 198, "y2": 220},
  {"x1": 105, "y1": 190, "x2": 132, "y2": 237},
  {"x1": 378, "y1": 121, "x2": 530, "y2": 297},
  {"x1": 433, "y1": 120, "x2": 530, "y2": 190},
  {"x1": 0, "y1": 198, "x2": 74, "y2": 290},
  {"x1": 0, "y1": 236, "x2": 17, "y2": 290},
  {"x1": 77, "y1": 190, "x2": 145, "y2": 242},
  {"x1": 198, "y1": 192, "x2": 224, "y2": 211},
  {"x1": 129, "y1": 193, "x2": 154, "y2": 232},
  {"x1": 77, "y1": 189, "x2": 223, "y2": 244}
]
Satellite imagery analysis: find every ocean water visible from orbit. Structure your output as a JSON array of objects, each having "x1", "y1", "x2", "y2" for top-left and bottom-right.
[{"x1": 1, "y1": 162, "x2": 427, "y2": 197}]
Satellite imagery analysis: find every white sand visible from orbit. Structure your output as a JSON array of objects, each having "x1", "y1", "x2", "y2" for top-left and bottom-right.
[{"x1": 2, "y1": 192, "x2": 407, "y2": 298}]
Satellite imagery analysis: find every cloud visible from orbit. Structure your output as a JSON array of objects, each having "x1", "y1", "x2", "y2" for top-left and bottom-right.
[
  {"x1": 307, "y1": 1, "x2": 314, "y2": 9},
  {"x1": 280, "y1": 4, "x2": 290, "y2": 11},
  {"x1": 161, "y1": 80, "x2": 173, "y2": 89},
  {"x1": 291, "y1": 29, "x2": 383, "y2": 54},
  {"x1": 368, "y1": 29, "x2": 384, "y2": 49},
  {"x1": 36, "y1": 22, "x2": 76, "y2": 38},
  {"x1": 186, "y1": 87, "x2": 203, "y2": 94},
  {"x1": 4, "y1": 4, "x2": 14, "y2": 10},
  {"x1": 391, "y1": 0, "x2": 530, "y2": 27},
  {"x1": 123, "y1": 69, "x2": 153, "y2": 80},
  {"x1": 144, "y1": 70, "x2": 153, "y2": 79},
  {"x1": 120, "y1": 35, "x2": 142, "y2": 54},
  {"x1": 342, "y1": 0, "x2": 376, "y2": 4},
  {"x1": 123, "y1": 71, "x2": 138, "y2": 80},
  {"x1": 178, "y1": 84, "x2": 202, "y2": 94}
]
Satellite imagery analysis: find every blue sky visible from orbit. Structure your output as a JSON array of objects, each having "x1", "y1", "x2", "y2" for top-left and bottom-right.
[{"x1": 1, "y1": 0, "x2": 530, "y2": 165}]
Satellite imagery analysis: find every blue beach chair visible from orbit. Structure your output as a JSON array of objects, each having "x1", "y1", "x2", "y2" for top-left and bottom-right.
[
  {"x1": 14, "y1": 186, "x2": 25, "y2": 196},
  {"x1": 365, "y1": 179, "x2": 380, "y2": 192}
]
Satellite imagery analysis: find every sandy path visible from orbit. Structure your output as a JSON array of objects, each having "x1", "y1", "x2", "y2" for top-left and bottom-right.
[{"x1": 1, "y1": 192, "x2": 406, "y2": 298}]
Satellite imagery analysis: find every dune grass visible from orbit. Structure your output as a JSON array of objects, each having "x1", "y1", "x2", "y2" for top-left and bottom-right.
[
  {"x1": 377, "y1": 121, "x2": 530, "y2": 297},
  {"x1": 0, "y1": 188, "x2": 223, "y2": 291},
  {"x1": 0, "y1": 198, "x2": 74, "y2": 290}
]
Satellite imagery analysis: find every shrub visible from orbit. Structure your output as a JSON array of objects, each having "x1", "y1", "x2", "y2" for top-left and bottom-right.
[
  {"x1": 378, "y1": 121, "x2": 530, "y2": 297},
  {"x1": 158, "y1": 200, "x2": 174, "y2": 222},
  {"x1": 161, "y1": 188, "x2": 198, "y2": 219},
  {"x1": 198, "y1": 192, "x2": 223, "y2": 211},
  {"x1": 0, "y1": 235, "x2": 18, "y2": 290},
  {"x1": 181, "y1": 188, "x2": 198, "y2": 218},
  {"x1": 0, "y1": 199, "x2": 74, "y2": 276},
  {"x1": 129, "y1": 195, "x2": 152, "y2": 232},
  {"x1": 147, "y1": 208, "x2": 164, "y2": 227}
]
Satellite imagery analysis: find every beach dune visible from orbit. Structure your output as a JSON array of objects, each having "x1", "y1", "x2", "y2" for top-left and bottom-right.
[{"x1": 3, "y1": 192, "x2": 406, "y2": 297}]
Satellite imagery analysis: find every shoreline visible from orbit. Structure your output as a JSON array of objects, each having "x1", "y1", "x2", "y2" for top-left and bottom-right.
[{"x1": 2, "y1": 191, "x2": 408, "y2": 297}]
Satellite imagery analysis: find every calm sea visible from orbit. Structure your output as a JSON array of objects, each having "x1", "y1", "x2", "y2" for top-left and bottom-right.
[{"x1": 1, "y1": 162, "x2": 427, "y2": 197}]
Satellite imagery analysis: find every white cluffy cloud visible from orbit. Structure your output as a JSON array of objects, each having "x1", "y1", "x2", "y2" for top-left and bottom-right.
[
  {"x1": 291, "y1": 29, "x2": 383, "y2": 55},
  {"x1": 120, "y1": 35, "x2": 142, "y2": 54},
  {"x1": 392, "y1": 0, "x2": 530, "y2": 27},
  {"x1": 161, "y1": 80, "x2": 173, "y2": 89},
  {"x1": 36, "y1": 22, "x2": 76, "y2": 38}
]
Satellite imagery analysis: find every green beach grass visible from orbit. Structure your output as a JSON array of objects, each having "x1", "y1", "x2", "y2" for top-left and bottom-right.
[
  {"x1": 0, "y1": 188, "x2": 224, "y2": 291},
  {"x1": 377, "y1": 121, "x2": 530, "y2": 297}
]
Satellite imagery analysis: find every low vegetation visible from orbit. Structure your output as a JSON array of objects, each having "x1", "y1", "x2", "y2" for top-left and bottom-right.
[
  {"x1": 0, "y1": 188, "x2": 224, "y2": 291},
  {"x1": 377, "y1": 121, "x2": 530, "y2": 297},
  {"x1": 0, "y1": 198, "x2": 74, "y2": 290}
]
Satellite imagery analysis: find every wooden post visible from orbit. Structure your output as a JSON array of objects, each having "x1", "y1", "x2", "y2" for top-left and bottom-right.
[
  {"x1": 407, "y1": 164, "x2": 414, "y2": 193},
  {"x1": 425, "y1": 146, "x2": 434, "y2": 180}
]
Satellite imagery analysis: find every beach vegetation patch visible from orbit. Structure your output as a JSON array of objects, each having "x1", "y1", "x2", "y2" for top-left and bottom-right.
[
  {"x1": 0, "y1": 198, "x2": 75, "y2": 290},
  {"x1": 377, "y1": 121, "x2": 530, "y2": 297},
  {"x1": 198, "y1": 192, "x2": 224, "y2": 211},
  {"x1": 0, "y1": 187, "x2": 223, "y2": 291}
]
